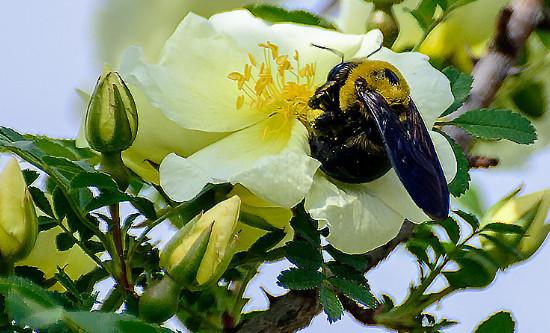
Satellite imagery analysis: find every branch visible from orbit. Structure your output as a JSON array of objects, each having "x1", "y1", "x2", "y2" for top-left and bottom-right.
[
  {"x1": 235, "y1": 221, "x2": 415, "y2": 333},
  {"x1": 447, "y1": 0, "x2": 546, "y2": 149}
]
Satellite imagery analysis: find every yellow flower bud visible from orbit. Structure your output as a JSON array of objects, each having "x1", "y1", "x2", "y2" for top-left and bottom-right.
[
  {"x1": 85, "y1": 70, "x2": 138, "y2": 153},
  {"x1": 0, "y1": 158, "x2": 38, "y2": 265},
  {"x1": 160, "y1": 196, "x2": 241, "y2": 289},
  {"x1": 481, "y1": 189, "x2": 550, "y2": 268}
]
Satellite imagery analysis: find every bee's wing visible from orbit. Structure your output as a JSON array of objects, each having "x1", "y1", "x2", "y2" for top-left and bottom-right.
[{"x1": 356, "y1": 84, "x2": 449, "y2": 220}]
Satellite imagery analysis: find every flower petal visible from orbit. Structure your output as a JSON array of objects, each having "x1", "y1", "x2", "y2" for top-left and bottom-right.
[
  {"x1": 120, "y1": 16, "x2": 266, "y2": 132},
  {"x1": 160, "y1": 119, "x2": 320, "y2": 207},
  {"x1": 305, "y1": 174, "x2": 405, "y2": 254}
]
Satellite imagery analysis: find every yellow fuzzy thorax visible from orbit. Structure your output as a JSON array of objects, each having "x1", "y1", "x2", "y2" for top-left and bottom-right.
[{"x1": 339, "y1": 60, "x2": 410, "y2": 111}]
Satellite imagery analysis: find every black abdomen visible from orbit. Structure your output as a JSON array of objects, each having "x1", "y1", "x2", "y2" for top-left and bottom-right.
[{"x1": 309, "y1": 106, "x2": 391, "y2": 183}]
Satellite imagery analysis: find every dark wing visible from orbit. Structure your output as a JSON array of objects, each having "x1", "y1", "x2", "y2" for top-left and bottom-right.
[{"x1": 355, "y1": 82, "x2": 449, "y2": 220}]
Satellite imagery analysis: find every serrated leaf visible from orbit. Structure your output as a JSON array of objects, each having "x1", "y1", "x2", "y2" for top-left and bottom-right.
[
  {"x1": 319, "y1": 284, "x2": 344, "y2": 323},
  {"x1": 86, "y1": 191, "x2": 132, "y2": 211},
  {"x1": 277, "y1": 268, "x2": 324, "y2": 290},
  {"x1": 22, "y1": 169, "x2": 40, "y2": 185},
  {"x1": 474, "y1": 311, "x2": 515, "y2": 333},
  {"x1": 325, "y1": 262, "x2": 367, "y2": 283},
  {"x1": 131, "y1": 197, "x2": 157, "y2": 220},
  {"x1": 70, "y1": 172, "x2": 118, "y2": 190},
  {"x1": 55, "y1": 232, "x2": 76, "y2": 251},
  {"x1": 28, "y1": 186, "x2": 54, "y2": 217},
  {"x1": 438, "y1": 131, "x2": 470, "y2": 197},
  {"x1": 448, "y1": 108, "x2": 537, "y2": 144},
  {"x1": 441, "y1": 67, "x2": 473, "y2": 116},
  {"x1": 285, "y1": 240, "x2": 323, "y2": 270},
  {"x1": 324, "y1": 245, "x2": 368, "y2": 272},
  {"x1": 329, "y1": 277, "x2": 376, "y2": 309},
  {"x1": 290, "y1": 206, "x2": 320, "y2": 247},
  {"x1": 481, "y1": 223, "x2": 524, "y2": 234},
  {"x1": 454, "y1": 210, "x2": 480, "y2": 230},
  {"x1": 245, "y1": 4, "x2": 335, "y2": 29},
  {"x1": 410, "y1": 0, "x2": 437, "y2": 31},
  {"x1": 37, "y1": 216, "x2": 58, "y2": 232},
  {"x1": 433, "y1": 217, "x2": 460, "y2": 244},
  {"x1": 406, "y1": 239, "x2": 430, "y2": 263},
  {"x1": 444, "y1": 249, "x2": 497, "y2": 288}
]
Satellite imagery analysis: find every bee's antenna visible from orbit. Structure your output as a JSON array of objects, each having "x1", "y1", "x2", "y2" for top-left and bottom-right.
[
  {"x1": 310, "y1": 43, "x2": 344, "y2": 63},
  {"x1": 366, "y1": 43, "x2": 383, "y2": 58}
]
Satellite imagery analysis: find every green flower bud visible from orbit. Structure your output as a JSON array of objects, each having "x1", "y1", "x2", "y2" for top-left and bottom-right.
[
  {"x1": 160, "y1": 196, "x2": 241, "y2": 290},
  {"x1": 481, "y1": 189, "x2": 550, "y2": 268},
  {"x1": 139, "y1": 275, "x2": 181, "y2": 323},
  {"x1": 85, "y1": 70, "x2": 138, "y2": 153},
  {"x1": 0, "y1": 158, "x2": 38, "y2": 266}
]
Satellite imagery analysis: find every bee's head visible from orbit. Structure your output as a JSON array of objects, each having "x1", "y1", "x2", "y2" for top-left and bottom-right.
[{"x1": 339, "y1": 60, "x2": 410, "y2": 111}]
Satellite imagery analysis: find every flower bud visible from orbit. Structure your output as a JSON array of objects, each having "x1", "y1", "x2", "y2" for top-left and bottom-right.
[
  {"x1": 481, "y1": 189, "x2": 550, "y2": 268},
  {"x1": 0, "y1": 158, "x2": 38, "y2": 265},
  {"x1": 160, "y1": 196, "x2": 241, "y2": 290},
  {"x1": 85, "y1": 70, "x2": 138, "y2": 153},
  {"x1": 139, "y1": 275, "x2": 181, "y2": 323}
]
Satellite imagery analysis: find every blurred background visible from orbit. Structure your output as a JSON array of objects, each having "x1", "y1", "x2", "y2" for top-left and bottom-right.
[{"x1": 0, "y1": 1, "x2": 549, "y2": 332}]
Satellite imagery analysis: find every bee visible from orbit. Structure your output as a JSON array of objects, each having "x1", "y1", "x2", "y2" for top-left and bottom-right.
[{"x1": 308, "y1": 45, "x2": 449, "y2": 220}]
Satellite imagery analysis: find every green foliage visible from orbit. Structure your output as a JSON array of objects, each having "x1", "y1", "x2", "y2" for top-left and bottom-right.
[
  {"x1": 277, "y1": 268, "x2": 324, "y2": 290},
  {"x1": 511, "y1": 80, "x2": 546, "y2": 119},
  {"x1": 328, "y1": 277, "x2": 376, "y2": 309},
  {"x1": 446, "y1": 109, "x2": 537, "y2": 144},
  {"x1": 437, "y1": 130, "x2": 470, "y2": 197},
  {"x1": 245, "y1": 4, "x2": 335, "y2": 29},
  {"x1": 441, "y1": 67, "x2": 474, "y2": 117},
  {"x1": 319, "y1": 284, "x2": 344, "y2": 323},
  {"x1": 285, "y1": 240, "x2": 323, "y2": 270},
  {"x1": 474, "y1": 311, "x2": 515, "y2": 333},
  {"x1": 410, "y1": 0, "x2": 479, "y2": 32}
]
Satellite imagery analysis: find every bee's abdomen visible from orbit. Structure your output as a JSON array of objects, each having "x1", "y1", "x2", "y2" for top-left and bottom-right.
[{"x1": 309, "y1": 107, "x2": 391, "y2": 183}]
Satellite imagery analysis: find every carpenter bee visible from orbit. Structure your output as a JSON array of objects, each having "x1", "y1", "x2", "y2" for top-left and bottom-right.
[{"x1": 308, "y1": 45, "x2": 449, "y2": 220}]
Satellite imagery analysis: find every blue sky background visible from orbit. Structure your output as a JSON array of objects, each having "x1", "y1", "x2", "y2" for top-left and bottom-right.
[{"x1": 1, "y1": 1, "x2": 549, "y2": 332}]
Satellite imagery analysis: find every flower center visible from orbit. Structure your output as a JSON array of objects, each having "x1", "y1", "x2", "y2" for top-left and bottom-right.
[{"x1": 228, "y1": 42, "x2": 319, "y2": 137}]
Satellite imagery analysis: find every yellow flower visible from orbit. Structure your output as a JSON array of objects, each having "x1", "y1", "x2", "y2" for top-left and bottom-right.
[{"x1": 121, "y1": 11, "x2": 457, "y2": 253}]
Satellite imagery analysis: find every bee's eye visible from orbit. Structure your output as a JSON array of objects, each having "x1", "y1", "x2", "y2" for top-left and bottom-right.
[{"x1": 383, "y1": 68, "x2": 400, "y2": 86}]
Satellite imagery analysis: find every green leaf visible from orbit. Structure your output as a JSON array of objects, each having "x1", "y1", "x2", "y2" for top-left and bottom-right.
[
  {"x1": 433, "y1": 217, "x2": 460, "y2": 244},
  {"x1": 410, "y1": 0, "x2": 437, "y2": 31},
  {"x1": 277, "y1": 268, "x2": 324, "y2": 290},
  {"x1": 454, "y1": 210, "x2": 480, "y2": 230},
  {"x1": 325, "y1": 245, "x2": 368, "y2": 272},
  {"x1": 55, "y1": 232, "x2": 76, "y2": 251},
  {"x1": 319, "y1": 284, "x2": 344, "y2": 323},
  {"x1": 86, "y1": 191, "x2": 133, "y2": 211},
  {"x1": 329, "y1": 277, "x2": 376, "y2": 309},
  {"x1": 474, "y1": 311, "x2": 515, "y2": 333},
  {"x1": 446, "y1": 0, "x2": 479, "y2": 11},
  {"x1": 481, "y1": 223, "x2": 524, "y2": 235},
  {"x1": 248, "y1": 230, "x2": 286, "y2": 254},
  {"x1": 239, "y1": 212, "x2": 283, "y2": 232},
  {"x1": 441, "y1": 67, "x2": 473, "y2": 117},
  {"x1": 325, "y1": 262, "x2": 367, "y2": 283},
  {"x1": 28, "y1": 186, "x2": 54, "y2": 217},
  {"x1": 438, "y1": 131, "x2": 470, "y2": 197},
  {"x1": 511, "y1": 80, "x2": 546, "y2": 119},
  {"x1": 37, "y1": 216, "x2": 57, "y2": 232},
  {"x1": 448, "y1": 108, "x2": 537, "y2": 144},
  {"x1": 130, "y1": 197, "x2": 157, "y2": 220},
  {"x1": 537, "y1": 29, "x2": 550, "y2": 49},
  {"x1": 285, "y1": 240, "x2": 323, "y2": 270},
  {"x1": 22, "y1": 169, "x2": 40, "y2": 185},
  {"x1": 444, "y1": 249, "x2": 497, "y2": 288},
  {"x1": 290, "y1": 206, "x2": 320, "y2": 247},
  {"x1": 70, "y1": 172, "x2": 118, "y2": 190},
  {"x1": 406, "y1": 239, "x2": 430, "y2": 263},
  {"x1": 245, "y1": 4, "x2": 335, "y2": 29}
]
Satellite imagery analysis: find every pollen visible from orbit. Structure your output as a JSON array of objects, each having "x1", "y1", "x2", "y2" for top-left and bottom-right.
[{"x1": 227, "y1": 42, "x2": 317, "y2": 136}]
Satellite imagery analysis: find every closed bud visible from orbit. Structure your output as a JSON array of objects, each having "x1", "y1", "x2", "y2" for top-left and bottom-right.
[
  {"x1": 85, "y1": 70, "x2": 138, "y2": 153},
  {"x1": 0, "y1": 158, "x2": 38, "y2": 265},
  {"x1": 139, "y1": 275, "x2": 181, "y2": 323},
  {"x1": 160, "y1": 196, "x2": 241, "y2": 290},
  {"x1": 481, "y1": 189, "x2": 550, "y2": 268}
]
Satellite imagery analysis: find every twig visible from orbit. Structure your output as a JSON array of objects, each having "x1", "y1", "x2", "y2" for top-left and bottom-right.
[
  {"x1": 446, "y1": 0, "x2": 546, "y2": 150},
  {"x1": 109, "y1": 204, "x2": 133, "y2": 295},
  {"x1": 234, "y1": 221, "x2": 415, "y2": 333}
]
